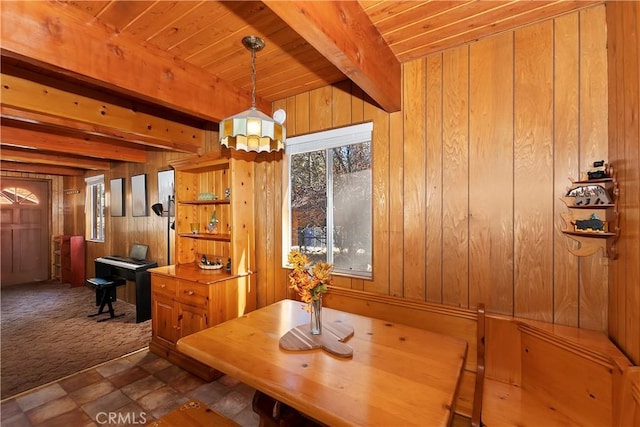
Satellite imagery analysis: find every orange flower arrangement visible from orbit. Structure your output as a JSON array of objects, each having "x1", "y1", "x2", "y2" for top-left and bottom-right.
[{"x1": 288, "y1": 250, "x2": 333, "y2": 310}]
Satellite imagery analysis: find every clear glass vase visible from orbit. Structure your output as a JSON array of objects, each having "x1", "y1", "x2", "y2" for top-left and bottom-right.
[{"x1": 310, "y1": 296, "x2": 322, "y2": 335}]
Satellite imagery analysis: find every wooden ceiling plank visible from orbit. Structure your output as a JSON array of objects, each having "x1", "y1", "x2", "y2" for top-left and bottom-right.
[
  {"x1": 122, "y1": 1, "x2": 206, "y2": 41},
  {"x1": 1, "y1": 126, "x2": 148, "y2": 164},
  {"x1": 170, "y1": 2, "x2": 269, "y2": 60},
  {"x1": 1, "y1": 73, "x2": 203, "y2": 153},
  {"x1": 398, "y1": 1, "x2": 602, "y2": 61},
  {"x1": 263, "y1": 1, "x2": 401, "y2": 112},
  {"x1": 358, "y1": 0, "x2": 430, "y2": 22},
  {"x1": 95, "y1": 1, "x2": 156, "y2": 32},
  {"x1": 199, "y1": 22, "x2": 304, "y2": 78},
  {"x1": 366, "y1": 0, "x2": 476, "y2": 34},
  {"x1": 382, "y1": 1, "x2": 517, "y2": 47},
  {"x1": 0, "y1": 161, "x2": 86, "y2": 176},
  {"x1": 66, "y1": 1, "x2": 112, "y2": 18},
  {"x1": 0, "y1": 147, "x2": 110, "y2": 171},
  {"x1": 145, "y1": 1, "x2": 231, "y2": 51},
  {"x1": 0, "y1": 1, "x2": 271, "y2": 122}
]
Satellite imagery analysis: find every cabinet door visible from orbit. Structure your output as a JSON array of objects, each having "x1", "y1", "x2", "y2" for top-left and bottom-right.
[
  {"x1": 177, "y1": 303, "x2": 209, "y2": 339},
  {"x1": 152, "y1": 292, "x2": 177, "y2": 347}
]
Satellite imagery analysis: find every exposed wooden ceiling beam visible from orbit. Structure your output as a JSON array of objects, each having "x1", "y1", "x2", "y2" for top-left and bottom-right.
[
  {"x1": 0, "y1": 1, "x2": 271, "y2": 123},
  {"x1": 263, "y1": 1, "x2": 401, "y2": 112},
  {"x1": 1, "y1": 125, "x2": 148, "y2": 163},
  {"x1": 0, "y1": 147, "x2": 110, "y2": 171},
  {"x1": 1, "y1": 74, "x2": 203, "y2": 153},
  {"x1": 0, "y1": 161, "x2": 85, "y2": 176}
]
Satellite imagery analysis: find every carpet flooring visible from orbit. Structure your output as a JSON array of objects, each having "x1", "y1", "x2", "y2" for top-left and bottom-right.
[{"x1": 1, "y1": 281, "x2": 151, "y2": 399}]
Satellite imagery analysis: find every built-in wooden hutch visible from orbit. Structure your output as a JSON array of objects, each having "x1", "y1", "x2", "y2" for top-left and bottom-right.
[{"x1": 148, "y1": 150, "x2": 257, "y2": 379}]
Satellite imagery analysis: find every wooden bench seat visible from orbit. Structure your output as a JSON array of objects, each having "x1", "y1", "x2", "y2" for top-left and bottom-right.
[{"x1": 323, "y1": 287, "x2": 635, "y2": 427}]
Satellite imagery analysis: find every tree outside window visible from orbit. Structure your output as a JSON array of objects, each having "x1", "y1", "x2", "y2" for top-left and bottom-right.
[{"x1": 287, "y1": 123, "x2": 372, "y2": 277}]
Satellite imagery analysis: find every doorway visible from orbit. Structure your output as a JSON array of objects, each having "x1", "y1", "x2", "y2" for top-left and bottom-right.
[{"x1": 0, "y1": 178, "x2": 50, "y2": 286}]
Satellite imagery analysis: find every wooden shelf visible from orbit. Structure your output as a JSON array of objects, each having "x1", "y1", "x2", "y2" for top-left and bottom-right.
[
  {"x1": 178, "y1": 233, "x2": 231, "y2": 242},
  {"x1": 560, "y1": 164, "x2": 620, "y2": 259},
  {"x1": 562, "y1": 230, "x2": 616, "y2": 238},
  {"x1": 179, "y1": 199, "x2": 230, "y2": 205}
]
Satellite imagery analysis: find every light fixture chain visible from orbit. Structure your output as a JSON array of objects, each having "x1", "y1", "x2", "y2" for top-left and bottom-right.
[{"x1": 251, "y1": 47, "x2": 257, "y2": 109}]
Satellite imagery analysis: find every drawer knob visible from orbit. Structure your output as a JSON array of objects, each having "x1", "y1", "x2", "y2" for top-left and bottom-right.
[
  {"x1": 187, "y1": 290, "x2": 195, "y2": 296},
  {"x1": 160, "y1": 284, "x2": 166, "y2": 288}
]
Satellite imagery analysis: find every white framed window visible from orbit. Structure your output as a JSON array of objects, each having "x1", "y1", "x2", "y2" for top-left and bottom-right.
[
  {"x1": 85, "y1": 174, "x2": 105, "y2": 242},
  {"x1": 284, "y1": 122, "x2": 373, "y2": 278}
]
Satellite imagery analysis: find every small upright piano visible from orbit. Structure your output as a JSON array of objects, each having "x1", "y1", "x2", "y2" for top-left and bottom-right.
[{"x1": 94, "y1": 244, "x2": 158, "y2": 323}]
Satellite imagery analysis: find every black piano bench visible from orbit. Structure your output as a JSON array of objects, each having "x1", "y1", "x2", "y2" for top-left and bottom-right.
[{"x1": 86, "y1": 277, "x2": 126, "y2": 322}]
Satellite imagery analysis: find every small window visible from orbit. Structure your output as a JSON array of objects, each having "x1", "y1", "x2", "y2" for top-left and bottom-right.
[
  {"x1": 284, "y1": 122, "x2": 373, "y2": 278},
  {"x1": 85, "y1": 175, "x2": 105, "y2": 242}
]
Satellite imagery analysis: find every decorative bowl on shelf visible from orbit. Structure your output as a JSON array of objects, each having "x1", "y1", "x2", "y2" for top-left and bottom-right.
[
  {"x1": 198, "y1": 262, "x2": 223, "y2": 270},
  {"x1": 197, "y1": 192, "x2": 218, "y2": 200}
]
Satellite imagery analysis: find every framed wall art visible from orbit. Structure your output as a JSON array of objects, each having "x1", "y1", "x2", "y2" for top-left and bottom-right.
[
  {"x1": 110, "y1": 178, "x2": 125, "y2": 217},
  {"x1": 131, "y1": 173, "x2": 148, "y2": 217}
]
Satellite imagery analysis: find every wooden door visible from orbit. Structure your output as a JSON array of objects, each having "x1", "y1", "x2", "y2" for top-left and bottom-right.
[{"x1": 0, "y1": 178, "x2": 50, "y2": 286}]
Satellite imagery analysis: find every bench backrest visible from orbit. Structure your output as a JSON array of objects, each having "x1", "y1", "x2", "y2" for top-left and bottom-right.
[{"x1": 324, "y1": 287, "x2": 479, "y2": 371}]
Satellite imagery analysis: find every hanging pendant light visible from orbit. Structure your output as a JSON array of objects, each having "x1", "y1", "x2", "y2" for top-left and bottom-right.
[{"x1": 219, "y1": 36, "x2": 286, "y2": 152}]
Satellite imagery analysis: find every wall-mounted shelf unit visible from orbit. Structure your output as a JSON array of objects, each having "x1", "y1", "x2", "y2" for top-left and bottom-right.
[{"x1": 560, "y1": 165, "x2": 619, "y2": 259}]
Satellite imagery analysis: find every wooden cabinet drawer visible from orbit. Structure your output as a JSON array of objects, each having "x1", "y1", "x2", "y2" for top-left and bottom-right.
[
  {"x1": 177, "y1": 280, "x2": 208, "y2": 306},
  {"x1": 152, "y1": 276, "x2": 177, "y2": 296}
]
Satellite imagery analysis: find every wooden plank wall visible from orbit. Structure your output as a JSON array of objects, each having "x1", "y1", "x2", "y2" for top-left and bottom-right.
[
  {"x1": 606, "y1": 1, "x2": 640, "y2": 365},
  {"x1": 77, "y1": 142, "x2": 212, "y2": 302},
  {"x1": 256, "y1": 6, "x2": 611, "y2": 331}
]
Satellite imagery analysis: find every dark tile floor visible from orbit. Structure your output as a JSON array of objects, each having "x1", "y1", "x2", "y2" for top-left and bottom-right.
[{"x1": 0, "y1": 348, "x2": 260, "y2": 426}]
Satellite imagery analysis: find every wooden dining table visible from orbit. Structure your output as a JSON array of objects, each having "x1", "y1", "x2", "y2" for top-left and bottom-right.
[{"x1": 176, "y1": 299, "x2": 468, "y2": 427}]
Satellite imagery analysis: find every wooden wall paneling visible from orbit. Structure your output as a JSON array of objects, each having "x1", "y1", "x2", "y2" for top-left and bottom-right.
[
  {"x1": 294, "y1": 92, "x2": 310, "y2": 135},
  {"x1": 553, "y1": 13, "x2": 581, "y2": 327},
  {"x1": 513, "y1": 21, "x2": 554, "y2": 322},
  {"x1": 309, "y1": 86, "x2": 332, "y2": 132},
  {"x1": 425, "y1": 53, "x2": 443, "y2": 303},
  {"x1": 351, "y1": 85, "x2": 365, "y2": 124},
  {"x1": 278, "y1": 97, "x2": 298, "y2": 302},
  {"x1": 388, "y1": 109, "x2": 404, "y2": 297},
  {"x1": 402, "y1": 59, "x2": 427, "y2": 300},
  {"x1": 606, "y1": 0, "x2": 640, "y2": 363},
  {"x1": 332, "y1": 80, "x2": 352, "y2": 127},
  {"x1": 606, "y1": 2, "x2": 623, "y2": 342},
  {"x1": 286, "y1": 96, "x2": 297, "y2": 137},
  {"x1": 578, "y1": 6, "x2": 609, "y2": 331},
  {"x1": 365, "y1": 85, "x2": 390, "y2": 295},
  {"x1": 442, "y1": 45, "x2": 470, "y2": 307},
  {"x1": 263, "y1": 154, "x2": 277, "y2": 305},
  {"x1": 258, "y1": 98, "x2": 288, "y2": 306},
  {"x1": 621, "y1": 1, "x2": 640, "y2": 365},
  {"x1": 63, "y1": 175, "x2": 85, "y2": 237},
  {"x1": 468, "y1": 32, "x2": 514, "y2": 315},
  {"x1": 51, "y1": 175, "x2": 63, "y2": 239}
]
